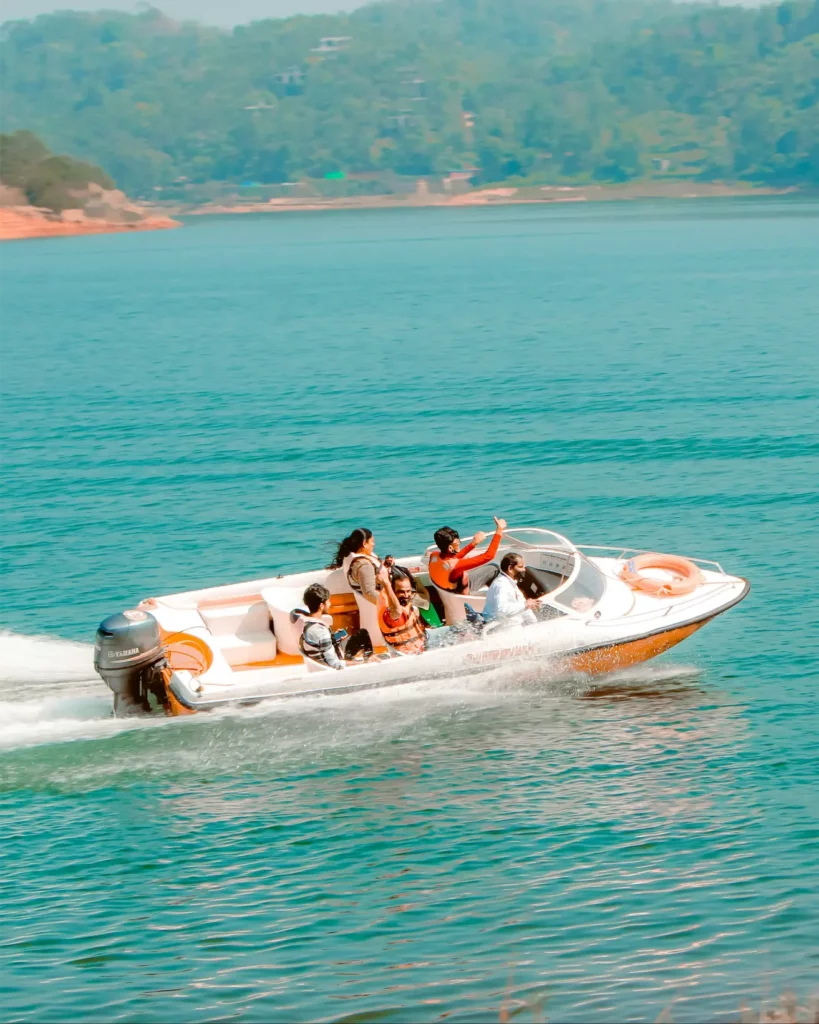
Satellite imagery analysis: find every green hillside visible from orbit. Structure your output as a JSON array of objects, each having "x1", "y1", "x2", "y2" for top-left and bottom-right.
[
  {"x1": 0, "y1": 129, "x2": 114, "y2": 209},
  {"x1": 1, "y1": 0, "x2": 817, "y2": 194}
]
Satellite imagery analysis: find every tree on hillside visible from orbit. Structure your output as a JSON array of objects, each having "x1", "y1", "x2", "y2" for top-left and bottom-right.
[
  {"x1": 0, "y1": 130, "x2": 115, "y2": 210},
  {"x1": 0, "y1": 0, "x2": 816, "y2": 191}
]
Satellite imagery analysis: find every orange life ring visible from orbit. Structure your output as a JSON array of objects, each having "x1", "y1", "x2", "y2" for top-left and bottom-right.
[{"x1": 619, "y1": 553, "x2": 704, "y2": 597}]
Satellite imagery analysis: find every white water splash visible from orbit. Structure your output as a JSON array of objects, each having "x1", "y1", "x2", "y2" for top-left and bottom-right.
[
  {"x1": 0, "y1": 629, "x2": 95, "y2": 688},
  {"x1": 0, "y1": 630, "x2": 123, "y2": 750},
  {"x1": 0, "y1": 628, "x2": 701, "y2": 753}
]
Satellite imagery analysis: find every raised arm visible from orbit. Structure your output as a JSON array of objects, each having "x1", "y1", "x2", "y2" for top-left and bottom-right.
[
  {"x1": 379, "y1": 569, "x2": 402, "y2": 620},
  {"x1": 451, "y1": 518, "x2": 507, "y2": 579}
]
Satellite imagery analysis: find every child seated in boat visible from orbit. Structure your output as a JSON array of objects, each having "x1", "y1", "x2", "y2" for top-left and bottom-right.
[{"x1": 294, "y1": 583, "x2": 374, "y2": 670}]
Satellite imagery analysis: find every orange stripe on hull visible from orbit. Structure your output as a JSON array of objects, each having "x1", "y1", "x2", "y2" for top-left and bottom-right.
[
  {"x1": 566, "y1": 619, "x2": 709, "y2": 675},
  {"x1": 233, "y1": 652, "x2": 304, "y2": 671},
  {"x1": 162, "y1": 617, "x2": 715, "y2": 716},
  {"x1": 198, "y1": 593, "x2": 265, "y2": 609},
  {"x1": 164, "y1": 677, "x2": 196, "y2": 716}
]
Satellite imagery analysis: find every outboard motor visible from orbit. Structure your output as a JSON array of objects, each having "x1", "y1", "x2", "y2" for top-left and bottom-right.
[{"x1": 94, "y1": 610, "x2": 168, "y2": 716}]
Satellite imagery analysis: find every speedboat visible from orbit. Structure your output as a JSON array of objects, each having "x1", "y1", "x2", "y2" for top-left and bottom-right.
[{"x1": 93, "y1": 527, "x2": 750, "y2": 716}]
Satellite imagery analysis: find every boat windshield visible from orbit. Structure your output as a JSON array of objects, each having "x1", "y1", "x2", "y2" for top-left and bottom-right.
[
  {"x1": 502, "y1": 528, "x2": 573, "y2": 552},
  {"x1": 551, "y1": 553, "x2": 608, "y2": 613}
]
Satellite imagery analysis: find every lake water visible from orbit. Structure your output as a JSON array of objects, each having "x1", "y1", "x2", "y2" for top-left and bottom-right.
[{"x1": 1, "y1": 200, "x2": 817, "y2": 1022}]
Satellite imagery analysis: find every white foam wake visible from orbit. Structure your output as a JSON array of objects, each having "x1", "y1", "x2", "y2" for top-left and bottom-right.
[
  {"x1": 0, "y1": 629, "x2": 95, "y2": 688},
  {"x1": 0, "y1": 630, "x2": 121, "y2": 750},
  {"x1": 0, "y1": 628, "x2": 701, "y2": 752}
]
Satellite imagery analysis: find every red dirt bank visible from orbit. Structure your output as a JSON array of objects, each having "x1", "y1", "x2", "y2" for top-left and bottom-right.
[{"x1": 0, "y1": 207, "x2": 180, "y2": 241}]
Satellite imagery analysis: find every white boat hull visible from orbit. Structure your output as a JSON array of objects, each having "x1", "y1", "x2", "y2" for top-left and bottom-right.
[
  {"x1": 147, "y1": 548, "x2": 749, "y2": 716},
  {"x1": 93, "y1": 529, "x2": 749, "y2": 716}
]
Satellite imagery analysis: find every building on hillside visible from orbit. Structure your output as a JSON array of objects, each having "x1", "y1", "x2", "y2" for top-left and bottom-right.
[
  {"x1": 443, "y1": 169, "x2": 478, "y2": 191},
  {"x1": 403, "y1": 76, "x2": 426, "y2": 101},
  {"x1": 386, "y1": 113, "x2": 413, "y2": 131},
  {"x1": 311, "y1": 36, "x2": 351, "y2": 54},
  {"x1": 273, "y1": 67, "x2": 304, "y2": 86}
]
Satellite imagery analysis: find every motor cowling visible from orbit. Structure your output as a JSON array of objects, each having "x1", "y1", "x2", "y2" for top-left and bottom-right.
[{"x1": 94, "y1": 609, "x2": 167, "y2": 716}]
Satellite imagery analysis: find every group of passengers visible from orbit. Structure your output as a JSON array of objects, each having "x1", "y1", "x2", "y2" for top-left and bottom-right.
[{"x1": 292, "y1": 517, "x2": 546, "y2": 671}]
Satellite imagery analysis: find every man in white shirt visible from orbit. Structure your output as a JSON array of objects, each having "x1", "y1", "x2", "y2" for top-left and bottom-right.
[{"x1": 482, "y1": 552, "x2": 540, "y2": 627}]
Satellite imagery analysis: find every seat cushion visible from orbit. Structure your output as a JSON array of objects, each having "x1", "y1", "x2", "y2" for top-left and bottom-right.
[
  {"x1": 439, "y1": 590, "x2": 487, "y2": 625},
  {"x1": 262, "y1": 586, "x2": 310, "y2": 656}
]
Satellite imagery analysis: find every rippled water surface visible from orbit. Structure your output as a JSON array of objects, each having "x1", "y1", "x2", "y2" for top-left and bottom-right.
[{"x1": 1, "y1": 201, "x2": 818, "y2": 1022}]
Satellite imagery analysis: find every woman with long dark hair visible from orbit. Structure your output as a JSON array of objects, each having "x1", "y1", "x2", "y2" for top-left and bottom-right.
[{"x1": 328, "y1": 527, "x2": 382, "y2": 605}]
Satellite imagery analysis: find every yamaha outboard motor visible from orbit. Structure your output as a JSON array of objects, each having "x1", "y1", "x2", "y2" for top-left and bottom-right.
[{"x1": 94, "y1": 610, "x2": 167, "y2": 716}]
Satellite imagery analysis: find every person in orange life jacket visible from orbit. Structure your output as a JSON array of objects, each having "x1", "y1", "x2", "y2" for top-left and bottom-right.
[
  {"x1": 378, "y1": 569, "x2": 428, "y2": 655},
  {"x1": 378, "y1": 568, "x2": 467, "y2": 652},
  {"x1": 382, "y1": 555, "x2": 433, "y2": 611},
  {"x1": 295, "y1": 583, "x2": 374, "y2": 670},
  {"x1": 328, "y1": 528, "x2": 382, "y2": 605},
  {"x1": 429, "y1": 516, "x2": 507, "y2": 594}
]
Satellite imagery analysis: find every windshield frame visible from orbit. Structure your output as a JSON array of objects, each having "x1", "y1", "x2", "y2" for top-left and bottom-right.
[
  {"x1": 546, "y1": 550, "x2": 609, "y2": 615},
  {"x1": 500, "y1": 527, "x2": 574, "y2": 553}
]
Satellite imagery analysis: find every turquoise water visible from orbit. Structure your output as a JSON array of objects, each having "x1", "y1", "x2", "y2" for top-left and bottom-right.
[{"x1": 1, "y1": 200, "x2": 817, "y2": 1022}]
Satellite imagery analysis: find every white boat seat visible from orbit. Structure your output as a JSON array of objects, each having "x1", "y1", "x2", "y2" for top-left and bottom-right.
[
  {"x1": 352, "y1": 592, "x2": 387, "y2": 650},
  {"x1": 323, "y1": 567, "x2": 353, "y2": 595},
  {"x1": 199, "y1": 598, "x2": 270, "y2": 638},
  {"x1": 325, "y1": 565, "x2": 387, "y2": 649},
  {"x1": 262, "y1": 586, "x2": 332, "y2": 657},
  {"x1": 263, "y1": 586, "x2": 310, "y2": 656},
  {"x1": 196, "y1": 596, "x2": 277, "y2": 667},
  {"x1": 209, "y1": 631, "x2": 277, "y2": 668},
  {"x1": 437, "y1": 589, "x2": 487, "y2": 625}
]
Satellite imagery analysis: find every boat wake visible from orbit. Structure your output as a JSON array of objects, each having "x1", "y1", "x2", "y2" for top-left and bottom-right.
[
  {"x1": 0, "y1": 628, "x2": 96, "y2": 688},
  {"x1": 0, "y1": 630, "x2": 129, "y2": 750},
  {"x1": 0, "y1": 629, "x2": 702, "y2": 752}
]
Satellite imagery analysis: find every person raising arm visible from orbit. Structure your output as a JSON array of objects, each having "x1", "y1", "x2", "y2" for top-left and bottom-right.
[
  {"x1": 378, "y1": 568, "x2": 428, "y2": 656},
  {"x1": 428, "y1": 516, "x2": 507, "y2": 595}
]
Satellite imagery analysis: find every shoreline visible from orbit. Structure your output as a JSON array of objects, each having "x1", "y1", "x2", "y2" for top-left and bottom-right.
[
  {"x1": 0, "y1": 183, "x2": 799, "y2": 238},
  {"x1": 0, "y1": 207, "x2": 181, "y2": 242},
  {"x1": 181, "y1": 181, "x2": 795, "y2": 217}
]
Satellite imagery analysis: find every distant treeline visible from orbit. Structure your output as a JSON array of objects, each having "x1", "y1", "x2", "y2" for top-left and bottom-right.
[
  {"x1": 0, "y1": 0, "x2": 817, "y2": 194},
  {"x1": 0, "y1": 130, "x2": 114, "y2": 210}
]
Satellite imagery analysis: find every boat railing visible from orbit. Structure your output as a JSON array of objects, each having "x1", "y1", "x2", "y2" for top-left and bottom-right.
[
  {"x1": 577, "y1": 578, "x2": 739, "y2": 627},
  {"x1": 576, "y1": 544, "x2": 726, "y2": 575}
]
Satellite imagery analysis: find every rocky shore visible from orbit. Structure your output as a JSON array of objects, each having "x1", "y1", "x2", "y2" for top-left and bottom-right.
[{"x1": 0, "y1": 183, "x2": 180, "y2": 241}]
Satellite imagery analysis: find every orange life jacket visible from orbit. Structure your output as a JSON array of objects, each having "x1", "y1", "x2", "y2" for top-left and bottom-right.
[
  {"x1": 378, "y1": 602, "x2": 426, "y2": 655},
  {"x1": 428, "y1": 550, "x2": 467, "y2": 593}
]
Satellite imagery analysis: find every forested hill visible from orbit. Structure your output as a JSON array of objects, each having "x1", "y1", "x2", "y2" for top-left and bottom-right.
[
  {"x1": 0, "y1": 130, "x2": 114, "y2": 209},
  {"x1": 1, "y1": 0, "x2": 817, "y2": 195}
]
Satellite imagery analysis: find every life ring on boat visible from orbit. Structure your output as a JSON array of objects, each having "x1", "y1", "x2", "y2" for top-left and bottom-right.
[{"x1": 619, "y1": 553, "x2": 704, "y2": 597}]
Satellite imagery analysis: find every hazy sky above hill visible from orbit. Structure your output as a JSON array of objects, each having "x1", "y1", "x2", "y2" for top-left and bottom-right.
[
  {"x1": 1, "y1": 0, "x2": 762, "y2": 28},
  {"x1": 1, "y1": 0, "x2": 355, "y2": 25}
]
